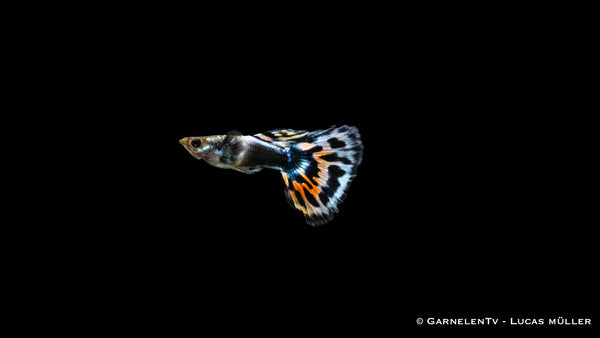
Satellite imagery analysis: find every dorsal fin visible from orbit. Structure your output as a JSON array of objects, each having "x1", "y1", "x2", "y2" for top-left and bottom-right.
[
  {"x1": 226, "y1": 130, "x2": 242, "y2": 136},
  {"x1": 216, "y1": 130, "x2": 243, "y2": 153},
  {"x1": 221, "y1": 130, "x2": 242, "y2": 147}
]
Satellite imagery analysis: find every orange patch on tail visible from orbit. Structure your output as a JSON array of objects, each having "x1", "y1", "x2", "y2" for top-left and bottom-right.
[
  {"x1": 282, "y1": 172, "x2": 289, "y2": 187},
  {"x1": 299, "y1": 171, "x2": 321, "y2": 197}
]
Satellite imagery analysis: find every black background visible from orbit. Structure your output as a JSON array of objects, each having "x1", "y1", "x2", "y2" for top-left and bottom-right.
[{"x1": 82, "y1": 4, "x2": 595, "y2": 334}]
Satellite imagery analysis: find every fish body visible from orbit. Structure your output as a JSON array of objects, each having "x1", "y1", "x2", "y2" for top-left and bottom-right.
[{"x1": 179, "y1": 126, "x2": 363, "y2": 225}]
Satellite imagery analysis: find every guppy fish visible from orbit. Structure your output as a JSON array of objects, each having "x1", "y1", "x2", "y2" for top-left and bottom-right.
[{"x1": 179, "y1": 125, "x2": 364, "y2": 226}]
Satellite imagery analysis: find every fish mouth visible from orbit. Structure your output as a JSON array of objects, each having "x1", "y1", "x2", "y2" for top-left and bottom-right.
[{"x1": 179, "y1": 138, "x2": 203, "y2": 159}]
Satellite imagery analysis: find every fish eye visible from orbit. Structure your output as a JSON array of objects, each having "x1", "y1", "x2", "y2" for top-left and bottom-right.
[{"x1": 191, "y1": 139, "x2": 202, "y2": 147}]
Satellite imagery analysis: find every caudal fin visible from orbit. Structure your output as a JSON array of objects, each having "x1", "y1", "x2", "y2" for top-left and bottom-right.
[{"x1": 281, "y1": 125, "x2": 363, "y2": 226}]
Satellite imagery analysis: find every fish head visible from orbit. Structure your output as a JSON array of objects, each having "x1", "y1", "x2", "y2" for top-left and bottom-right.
[{"x1": 179, "y1": 135, "x2": 225, "y2": 164}]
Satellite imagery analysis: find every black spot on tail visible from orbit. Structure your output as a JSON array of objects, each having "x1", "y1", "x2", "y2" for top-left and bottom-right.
[
  {"x1": 327, "y1": 137, "x2": 346, "y2": 148},
  {"x1": 318, "y1": 165, "x2": 345, "y2": 206},
  {"x1": 320, "y1": 153, "x2": 352, "y2": 164},
  {"x1": 318, "y1": 186, "x2": 334, "y2": 206},
  {"x1": 327, "y1": 165, "x2": 345, "y2": 188},
  {"x1": 305, "y1": 191, "x2": 320, "y2": 207},
  {"x1": 311, "y1": 146, "x2": 323, "y2": 153}
]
